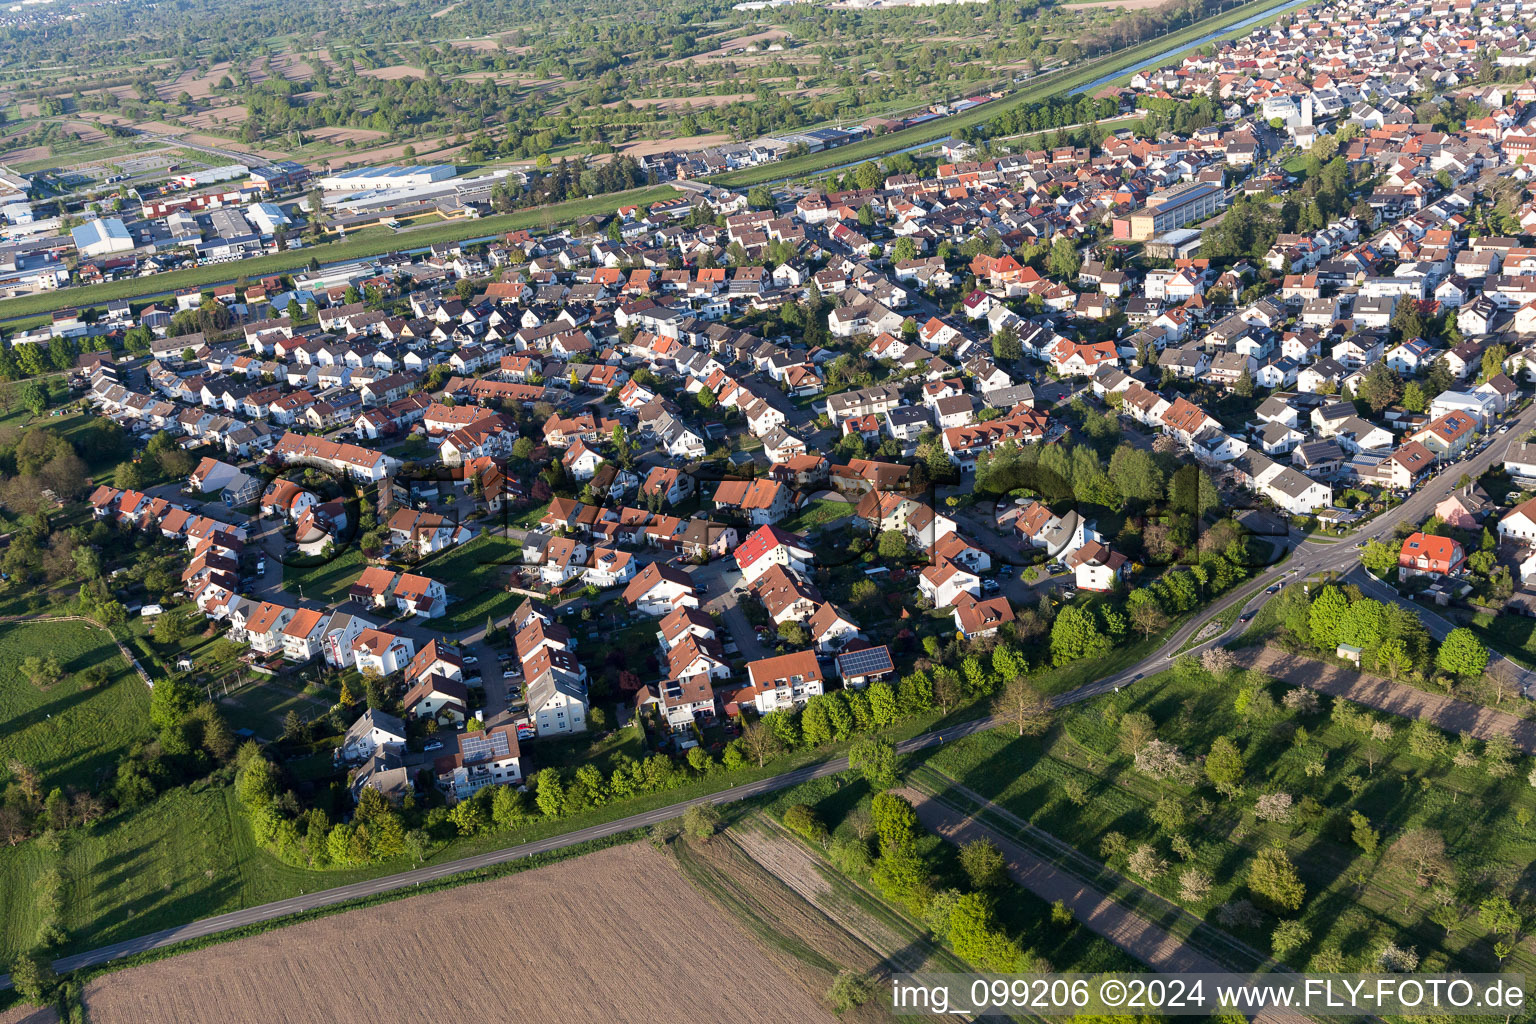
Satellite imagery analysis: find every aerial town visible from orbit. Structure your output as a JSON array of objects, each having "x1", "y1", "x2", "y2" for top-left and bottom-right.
[{"x1": 11, "y1": 0, "x2": 1536, "y2": 1018}]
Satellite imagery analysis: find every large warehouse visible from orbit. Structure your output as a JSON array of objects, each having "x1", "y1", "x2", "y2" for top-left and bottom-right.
[
  {"x1": 71, "y1": 217, "x2": 135, "y2": 257},
  {"x1": 317, "y1": 165, "x2": 457, "y2": 191}
]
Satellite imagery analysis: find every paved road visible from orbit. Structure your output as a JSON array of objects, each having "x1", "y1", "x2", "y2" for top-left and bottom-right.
[
  {"x1": 19, "y1": 405, "x2": 1533, "y2": 986},
  {"x1": 5, "y1": 713, "x2": 994, "y2": 984}
]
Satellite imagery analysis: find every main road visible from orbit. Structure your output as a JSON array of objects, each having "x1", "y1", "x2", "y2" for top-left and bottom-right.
[{"x1": 8, "y1": 401, "x2": 1533, "y2": 987}]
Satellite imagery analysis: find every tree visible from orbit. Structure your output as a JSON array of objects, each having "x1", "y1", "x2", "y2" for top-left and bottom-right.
[
  {"x1": 994, "y1": 675, "x2": 1052, "y2": 737},
  {"x1": 8, "y1": 949, "x2": 55, "y2": 1006},
  {"x1": 1356, "y1": 361, "x2": 1403, "y2": 413},
  {"x1": 877, "y1": 530, "x2": 908, "y2": 560},
  {"x1": 947, "y1": 892, "x2": 1023, "y2": 971},
  {"x1": 826, "y1": 971, "x2": 872, "y2": 1012},
  {"x1": 1479, "y1": 894, "x2": 1522, "y2": 937},
  {"x1": 1401, "y1": 380, "x2": 1427, "y2": 413},
  {"x1": 871, "y1": 791, "x2": 920, "y2": 853},
  {"x1": 682, "y1": 803, "x2": 722, "y2": 839},
  {"x1": 1234, "y1": 367, "x2": 1254, "y2": 398},
  {"x1": 1272, "y1": 919, "x2": 1312, "y2": 960},
  {"x1": 850, "y1": 736, "x2": 899, "y2": 790},
  {"x1": 1436, "y1": 628, "x2": 1487, "y2": 678},
  {"x1": 18, "y1": 380, "x2": 47, "y2": 416},
  {"x1": 1050, "y1": 605, "x2": 1111, "y2": 665},
  {"x1": 1205, "y1": 736, "x2": 1245, "y2": 799},
  {"x1": 1387, "y1": 828, "x2": 1452, "y2": 887},
  {"x1": 1047, "y1": 236, "x2": 1081, "y2": 280},
  {"x1": 747, "y1": 186, "x2": 773, "y2": 210},
  {"x1": 1308, "y1": 586, "x2": 1349, "y2": 650},
  {"x1": 960, "y1": 838, "x2": 1007, "y2": 890},
  {"x1": 115, "y1": 460, "x2": 145, "y2": 491},
  {"x1": 1350, "y1": 811, "x2": 1380, "y2": 857},
  {"x1": 891, "y1": 236, "x2": 917, "y2": 264},
  {"x1": 740, "y1": 717, "x2": 784, "y2": 767},
  {"x1": 1248, "y1": 847, "x2": 1305, "y2": 911},
  {"x1": 1359, "y1": 540, "x2": 1399, "y2": 576}
]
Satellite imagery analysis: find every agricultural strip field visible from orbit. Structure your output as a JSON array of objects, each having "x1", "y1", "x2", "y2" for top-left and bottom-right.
[
  {"x1": 0, "y1": 185, "x2": 681, "y2": 324},
  {"x1": 710, "y1": 0, "x2": 1301, "y2": 189},
  {"x1": 78, "y1": 841, "x2": 844, "y2": 1024}
]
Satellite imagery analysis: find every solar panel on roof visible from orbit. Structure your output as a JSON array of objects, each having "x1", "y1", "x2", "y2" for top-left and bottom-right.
[{"x1": 836, "y1": 646, "x2": 893, "y2": 678}]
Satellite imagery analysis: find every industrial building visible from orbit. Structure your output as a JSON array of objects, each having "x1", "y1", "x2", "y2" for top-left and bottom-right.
[
  {"x1": 247, "y1": 202, "x2": 291, "y2": 236},
  {"x1": 1116, "y1": 182, "x2": 1224, "y2": 242},
  {"x1": 317, "y1": 165, "x2": 457, "y2": 192},
  {"x1": 172, "y1": 164, "x2": 250, "y2": 189},
  {"x1": 71, "y1": 217, "x2": 136, "y2": 257}
]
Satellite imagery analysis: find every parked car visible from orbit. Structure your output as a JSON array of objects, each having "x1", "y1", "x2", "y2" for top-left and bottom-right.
[{"x1": 423, "y1": 740, "x2": 443, "y2": 751}]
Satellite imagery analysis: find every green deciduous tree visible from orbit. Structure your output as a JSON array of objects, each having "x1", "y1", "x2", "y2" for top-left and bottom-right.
[
  {"x1": 1436, "y1": 628, "x2": 1488, "y2": 678},
  {"x1": 1248, "y1": 847, "x2": 1306, "y2": 912},
  {"x1": 1205, "y1": 735, "x2": 1245, "y2": 799}
]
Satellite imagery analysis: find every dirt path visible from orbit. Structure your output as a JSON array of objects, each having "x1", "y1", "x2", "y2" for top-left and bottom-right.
[
  {"x1": 1237, "y1": 646, "x2": 1536, "y2": 753},
  {"x1": 896, "y1": 783, "x2": 1307, "y2": 1024}
]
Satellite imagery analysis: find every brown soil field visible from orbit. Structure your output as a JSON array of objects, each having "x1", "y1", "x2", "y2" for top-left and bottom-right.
[
  {"x1": 604, "y1": 93, "x2": 754, "y2": 110},
  {"x1": 0, "y1": 144, "x2": 54, "y2": 163},
  {"x1": 181, "y1": 107, "x2": 250, "y2": 131},
  {"x1": 158, "y1": 64, "x2": 233, "y2": 101},
  {"x1": 0, "y1": 1005, "x2": 58, "y2": 1024},
  {"x1": 622, "y1": 133, "x2": 732, "y2": 158},
  {"x1": 670, "y1": 29, "x2": 791, "y2": 64},
  {"x1": 305, "y1": 125, "x2": 389, "y2": 144},
  {"x1": 451, "y1": 37, "x2": 532, "y2": 53},
  {"x1": 329, "y1": 138, "x2": 471, "y2": 168},
  {"x1": 360, "y1": 65, "x2": 427, "y2": 81},
  {"x1": 81, "y1": 842, "x2": 842, "y2": 1024}
]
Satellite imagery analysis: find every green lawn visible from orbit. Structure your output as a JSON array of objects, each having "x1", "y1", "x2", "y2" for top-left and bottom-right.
[
  {"x1": 1465, "y1": 608, "x2": 1536, "y2": 672},
  {"x1": 0, "y1": 619, "x2": 150, "y2": 794},
  {"x1": 917, "y1": 661, "x2": 1536, "y2": 975},
  {"x1": 0, "y1": 185, "x2": 682, "y2": 324},
  {"x1": 782, "y1": 498, "x2": 853, "y2": 535},
  {"x1": 0, "y1": 784, "x2": 391, "y2": 963},
  {"x1": 416, "y1": 533, "x2": 524, "y2": 632},
  {"x1": 218, "y1": 681, "x2": 330, "y2": 740},
  {"x1": 523, "y1": 725, "x2": 647, "y2": 774},
  {"x1": 281, "y1": 547, "x2": 366, "y2": 605}
]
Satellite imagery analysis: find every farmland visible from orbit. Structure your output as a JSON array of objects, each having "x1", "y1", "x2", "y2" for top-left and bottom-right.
[{"x1": 78, "y1": 841, "x2": 844, "y2": 1024}]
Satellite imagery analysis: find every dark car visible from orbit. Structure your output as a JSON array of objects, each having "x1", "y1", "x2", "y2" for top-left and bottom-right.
[{"x1": 1240, "y1": 611, "x2": 1255, "y2": 622}]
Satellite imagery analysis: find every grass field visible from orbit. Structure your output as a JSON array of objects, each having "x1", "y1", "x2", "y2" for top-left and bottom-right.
[
  {"x1": 0, "y1": 784, "x2": 392, "y2": 964},
  {"x1": 0, "y1": 619, "x2": 149, "y2": 794},
  {"x1": 217, "y1": 681, "x2": 329, "y2": 740},
  {"x1": 415, "y1": 533, "x2": 523, "y2": 632},
  {"x1": 710, "y1": 0, "x2": 1300, "y2": 188},
  {"x1": 916, "y1": 661, "x2": 1536, "y2": 975},
  {"x1": 0, "y1": 185, "x2": 682, "y2": 325},
  {"x1": 280, "y1": 547, "x2": 365, "y2": 605},
  {"x1": 78, "y1": 841, "x2": 842, "y2": 1024},
  {"x1": 781, "y1": 498, "x2": 853, "y2": 536}
]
